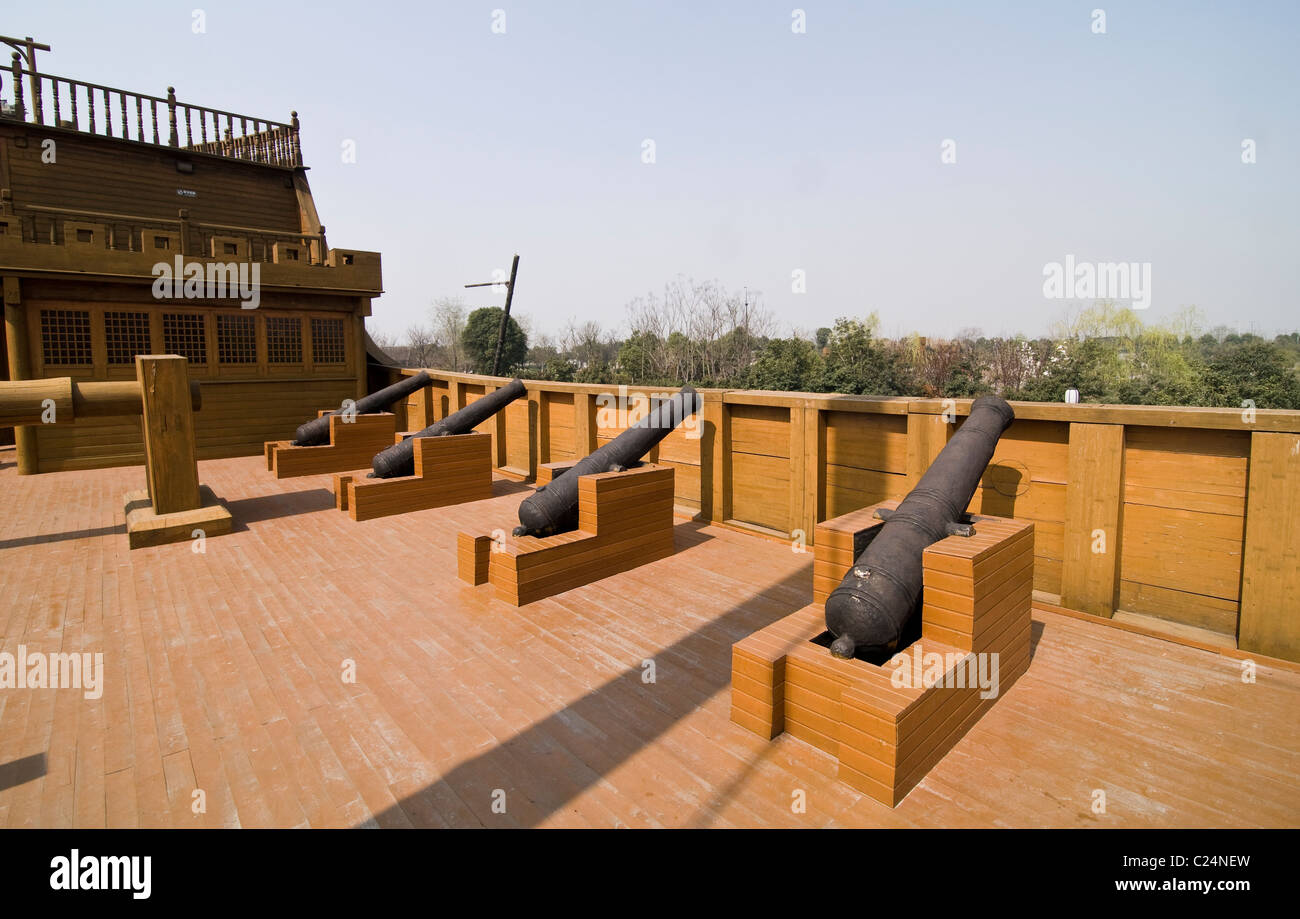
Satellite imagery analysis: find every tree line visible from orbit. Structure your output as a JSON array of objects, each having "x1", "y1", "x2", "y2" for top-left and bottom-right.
[{"x1": 370, "y1": 284, "x2": 1300, "y2": 410}]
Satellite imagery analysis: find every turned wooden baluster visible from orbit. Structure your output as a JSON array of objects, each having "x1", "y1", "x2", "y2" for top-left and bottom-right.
[
  {"x1": 290, "y1": 111, "x2": 301, "y2": 165},
  {"x1": 119, "y1": 91, "x2": 128, "y2": 139},
  {"x1": 9, "y1": 54, "x2": 23, "y2": 120},
  {"x1": 70, "y1": 79, "x2": 78, "y2": 129},
  {"x1": 184, "y1": 105, "x2": 192, "y2": 146},
  {"x1": 166, "y1": 87, "x2": 178, "y2": 146},
  {"x1": 199, "y1": 106, "x2": 207, "y2": 144},
  {"x1": 51, "y1": 78, "x2": 61, "y2": 126},
  {"x1": 135, "y1": 96, "x2": 143, "y2": 142}
]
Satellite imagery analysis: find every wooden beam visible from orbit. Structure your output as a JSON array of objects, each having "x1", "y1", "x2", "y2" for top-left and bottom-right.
[
  {"x1": 0, "y1": 377, "x2": 72, "y2": 426},
  {"x1": 3, "y1": 275, "x2": 37, "y2": 474},
  {"x1": 136, "y1": 354, "x2": 201, "y2": 515},
  {"x1": 1239, "y1": 432, "x2": 1300, "y2": 661},
  {"x1": 1061, "y1": 422, "x2": 1125, "y2": 617}
]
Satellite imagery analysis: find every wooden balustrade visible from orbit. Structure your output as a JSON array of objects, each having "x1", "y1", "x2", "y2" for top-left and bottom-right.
[
  {"x1": 393, "y1": 367, "x2": 1300, "y2": 663},
  {"x1": 7, "y1": 204, "x2": 324, "y2": 262},
  {"x1": 2, "y1": 58, "x2": 301, "y2": 167}
]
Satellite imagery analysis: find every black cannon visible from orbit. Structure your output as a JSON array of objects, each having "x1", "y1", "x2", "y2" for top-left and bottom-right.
[
  {"x1": 370, "y1": 377, "x2": 528, "y2": 479},
  {"x1": 824, "y1": 395, "x2": 1016, "y2": 659},
  {"x1": 291, "y1": 371, "x2": 434, "y2": 446},
  {"x1": 513, "y1": 385, "x2": 701, "y2": 538}
]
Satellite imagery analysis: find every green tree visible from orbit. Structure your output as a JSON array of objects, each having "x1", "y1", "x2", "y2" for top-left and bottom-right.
[
  {"x1": 1202, "y1": 341, "x2": 1300, "y2": 409},
  {"x1": 617, "y1": 330, "x2": 661, "y2": 382},
  {"x1": 540, "y1": 356, "x2": 576, "y2": 382},
  {"x1": 820, "y1": 316, "x2": 905, "y2": 395},
  {"x1": 747, "y1": 338, "x2": 823, "y2": 392},
  {"x1": 462, "y1": 307, "x2": 528, "y2": 375}
]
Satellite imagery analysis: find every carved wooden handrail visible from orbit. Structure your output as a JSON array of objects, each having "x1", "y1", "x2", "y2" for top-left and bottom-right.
[{"x1": 2, "y1": 57, "x2": 301, "y2": 167}]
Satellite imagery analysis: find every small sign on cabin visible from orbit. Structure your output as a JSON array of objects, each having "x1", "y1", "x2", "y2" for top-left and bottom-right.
[{"x1": 176, "y1": 188, "x2": 197, "y2": 198}]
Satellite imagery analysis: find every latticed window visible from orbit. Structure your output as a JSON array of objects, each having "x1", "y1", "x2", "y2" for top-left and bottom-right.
[
  {"x1": 162, "y1": 313, "x2": 207, "y2": 364},
  {"x1": 311, "y1": 317, "x2": 346, "y2": 364},
  {"x1": 40, "y1": 309, "x2": 92, "y2": 366},
  {"x1": 217, "y1": 314, "x2": 257, "y2": 364},
  {"x1": 104, "y1": 311, "x2": 152, "y2": 364},
  {"x1": 266, "y1": 316, "x2": 303, "y2": 364}
]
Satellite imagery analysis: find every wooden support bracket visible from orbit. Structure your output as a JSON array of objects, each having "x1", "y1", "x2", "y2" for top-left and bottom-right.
[
  {"x1": 732, "y1": 499, "x2": 1034, "y2": 806},
  {"x1": 332, "y1": 431, "x2": 493, "y2": 521},
  {"x1": 264, "y1": 412, "x2": 398, "y2": 478},
  {"x1": 458, "y1": 464, "x2": 676, "y2": 606}
]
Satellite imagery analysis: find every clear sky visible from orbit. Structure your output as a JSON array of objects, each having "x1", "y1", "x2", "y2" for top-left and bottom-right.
[{"x1": 13, "y1": 1, "x2": 1299, "y2": 340}]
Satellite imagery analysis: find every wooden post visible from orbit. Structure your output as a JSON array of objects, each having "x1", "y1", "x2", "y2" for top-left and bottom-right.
[
  {"x1": 537, "y1": 389, "x2": 553, "y2": 465},
  {"x1": 136, "y1": 355, "x2": 201, "y2": 514},
  {"x1": 166, "y1": 87, "x2": 179, "y2": 146},
  {"x1": 789, "y1": 403, "x2": 819, "y2": 543},
  {"x1": 9, "y1": 53, "x2": 23, "y2": 120},
  {"x1": 3, "y1": 276, "x2": 37, "y2": 474},
  {"x1": 906, "y1": 411, "x2": 953, "y2": 489},
  {"x1": 409, "y1": 381, "x2": 434, "y2": 430},
  {"x1": 353, "y1": 315, "x2": 366, "y2": 401},
  {"x1": 1061, "y1": 422, "x2": 1125, "y2": 617},
  {"x1": 712, "y1": 397, "x2": 732, "y2": 522},
  {"x1": 574, "y1": 391, "x2": 597, "y2": 457},
  {"x1": 1238, "y1": 431, "x2": 1300, "y2": 660},
  {"x1": 699, "y1": 391, "x2": 723, "y2": 523}
]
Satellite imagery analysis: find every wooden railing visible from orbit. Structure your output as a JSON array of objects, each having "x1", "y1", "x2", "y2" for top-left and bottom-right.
[
  {"x1": 11, "y1": 203, "x2": 325, "y2": 262},
  {"x1": 2, "y1": 56, "x2": 301, "y2": 167},
  {"x1": 390, "y1": 367, "x2": 1300, "y2": 664}
]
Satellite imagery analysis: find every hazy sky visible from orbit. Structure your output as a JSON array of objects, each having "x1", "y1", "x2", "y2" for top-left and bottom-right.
[{"x1": 14, "y1": 1, "x2": 1299, "y2": 340}]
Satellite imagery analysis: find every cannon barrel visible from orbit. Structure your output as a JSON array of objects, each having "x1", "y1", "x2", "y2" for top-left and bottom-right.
[
  {"x1": 824, "y1": 395, "x2": 1015, "y2": 658},
  {"x1": 369, "y1": 377, "x2": 528, "y2": 479},
  {"x1": 291, "y1": 371, "x2": 434, "y2": 446},
  {"x1": 513, "y1": 385, "x2": 701, "y2": 538}
]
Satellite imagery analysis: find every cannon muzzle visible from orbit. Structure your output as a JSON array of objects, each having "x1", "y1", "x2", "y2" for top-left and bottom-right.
[{"x1": 824, "y1": 395, "x2": 1015, "y2": 658}]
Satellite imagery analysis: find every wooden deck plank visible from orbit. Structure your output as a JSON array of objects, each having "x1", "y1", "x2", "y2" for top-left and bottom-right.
[{"x1": 0, "y1": 447, "x2": 1296, "y2": 828}]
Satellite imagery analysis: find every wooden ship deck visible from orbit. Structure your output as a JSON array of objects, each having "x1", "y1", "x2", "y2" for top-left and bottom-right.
[
  {"x1": 1, "y1": 447, "x2": 1296, "y2": 828},
  {"x1": 2, "y1": 37, "x2": 1298, "y2": 831}
]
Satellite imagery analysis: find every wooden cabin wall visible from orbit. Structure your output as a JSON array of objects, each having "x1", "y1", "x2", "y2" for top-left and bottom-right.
[
  {"x1": 22, "y1": 290, "x2": 364, "y2": 469},
  {"x1": 394, "y1": 368, "x2": 1300, "y2": 663},
  {"x1": 2, "y1": 124, "x2": 302, "y2": 244}
]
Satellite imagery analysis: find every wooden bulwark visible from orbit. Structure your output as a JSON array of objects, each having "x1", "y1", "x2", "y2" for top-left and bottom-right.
[
  {"x1": 461, "y1": 464, "x2": 676, "y2": 606},
  {"x1": 264, "y1": 412, "x2": 396, "y2": 478},
  {"x1": 392, "y1": 367, "x2": 1300, "y2": 663},
  {"x1": 732, "y1": 502, "x2": 1034, "y2": 806}
]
